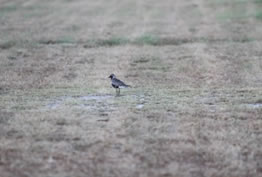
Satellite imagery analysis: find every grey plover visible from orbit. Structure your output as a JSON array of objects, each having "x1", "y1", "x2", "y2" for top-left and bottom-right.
[{"x1": 108, "y1": 74, "x2": 130, "y2": 95}]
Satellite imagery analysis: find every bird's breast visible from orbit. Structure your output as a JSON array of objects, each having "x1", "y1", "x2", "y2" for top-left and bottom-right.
[{"x1": 112, "y1": 84, "x2": 119, "y2": 88}]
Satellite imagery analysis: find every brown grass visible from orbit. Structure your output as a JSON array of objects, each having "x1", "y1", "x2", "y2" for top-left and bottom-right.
[{"x1": 0, "y1": 0, "x2": 262, "y2": 177}]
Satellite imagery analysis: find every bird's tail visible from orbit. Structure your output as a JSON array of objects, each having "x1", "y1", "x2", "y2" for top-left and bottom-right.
[{"x1": 126, "y1": 85, "x2": 132, "y2": 88}]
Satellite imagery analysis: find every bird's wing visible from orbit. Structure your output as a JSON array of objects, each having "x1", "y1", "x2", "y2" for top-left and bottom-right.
[{"x1": 113, "y1": 78, "x2": 128, "y2": 87}]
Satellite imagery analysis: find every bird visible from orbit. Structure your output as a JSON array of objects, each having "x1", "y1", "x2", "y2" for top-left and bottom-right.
[{"x1": 108, "y1": 74, "x2": 131, "y2": 96}]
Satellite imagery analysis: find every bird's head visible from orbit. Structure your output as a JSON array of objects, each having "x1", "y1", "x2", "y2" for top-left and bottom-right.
[{"x1": 108, "y1": 74, "x2": 116, "y2": 79}]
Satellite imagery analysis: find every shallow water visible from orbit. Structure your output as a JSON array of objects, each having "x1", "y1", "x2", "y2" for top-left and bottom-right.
[
  {"x1": 136, "y1": 104, "x2": 144, "y2": 109},
  {"x1": 80, "y1": 95, "x2": 113, "y2": 101},
  {"x1": 47, "y1": 96, "x2": 69, "y2": 109},
  {"x1": 246, "y1": 103, "x2": 262, "y2": 109},
  {"x1": 46, "y1": 94, "x2": 146, "y2": 110}
]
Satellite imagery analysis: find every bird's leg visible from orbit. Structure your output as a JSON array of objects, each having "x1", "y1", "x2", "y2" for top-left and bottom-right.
[
  {"x1": 115, "y1": 88, "x2": 120, "y2": 96},
  {"x1": 116, "y1": 88, "x2": 119, "y2": 96}
]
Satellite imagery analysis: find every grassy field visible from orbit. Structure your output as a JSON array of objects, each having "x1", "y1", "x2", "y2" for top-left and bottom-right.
[{"x1": 0, "y1": 0, "x2": 262, "y2": 177}]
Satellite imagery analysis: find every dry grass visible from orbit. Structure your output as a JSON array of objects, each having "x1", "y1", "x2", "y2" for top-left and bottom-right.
[{"x1": 0, "y1": 0, "x2": 262, "y2": 177}]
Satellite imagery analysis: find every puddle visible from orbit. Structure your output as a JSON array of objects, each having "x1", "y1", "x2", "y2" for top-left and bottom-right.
[
  {"x1": 246, "y1": 103, "x2": 262, "y2": 109},
  {"x1": 47, "y1": 101, "x2": 61, "y2": 109},
  {"x1": 136, "y1": 104, "x2": 144, "y2": 109},
  {"x1": 45, "y1": 94, "x2": 147, "y2": 112},
  {"x1": 45, "y1": 94, "x2": 116, "y2": 111},
  {"x1": 80, "y1": 95, "x2": 113, "y2": 101},
  {"x1": 47, "y1": 96, "x2": 69, "y2": 110}
]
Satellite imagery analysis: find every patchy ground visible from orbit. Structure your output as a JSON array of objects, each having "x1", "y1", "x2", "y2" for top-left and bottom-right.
[{"x1": 0, "y1": 0, "x2": 262, "y2": 177}]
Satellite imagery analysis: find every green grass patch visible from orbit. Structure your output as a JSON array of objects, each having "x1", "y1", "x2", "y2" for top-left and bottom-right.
[
  {"x1": 133, "y1": 35, "x2": 159, "y2": 45},
  {"x1": 84, "y1": 37, "x2": 129, "y2": 48},
  {"x1": 210, "y1": 0, "x2": 248, "y2": 4},
  {"x1": 216, "y1": 1, "x2": 262, "y2": 21},
  {"x1": 0, "y1": 41, "x2": 16, "y2": 49},
  {"x1": 217, "y1": 11, "x2": 250, "y2": 21},
  {"x1": 255, "y1": 11, "x2": 262, "y2": 20},
  {"x1": 64, "y1": 25, "x2": 81, "y2": 32},
  {"x1": 38, "y1": 36, "x2": 76, "y2": 45},
  {"x1": 0, "y1": 5, "x2": 17, "y2": 13},
  {"x1": 55, "y1": 37, "x2": 76, "y2": 44},
  {"x1": 0, "y1": 5, "x2": 18, "y2": 18},
  {"x1": 97, "y1": 37, "x2": 129, "y2": 46},
  {"x1": 133, "y1": 58, "x2": 150, "y2": 63}
]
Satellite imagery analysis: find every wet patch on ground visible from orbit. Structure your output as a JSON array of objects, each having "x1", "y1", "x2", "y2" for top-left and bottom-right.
[
  {"x1": 245, "y1": 103, "x2": 262, "y2": 109},
  {"x1": 45, "y1": 93, "x2": 148, "y2": 112}
]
